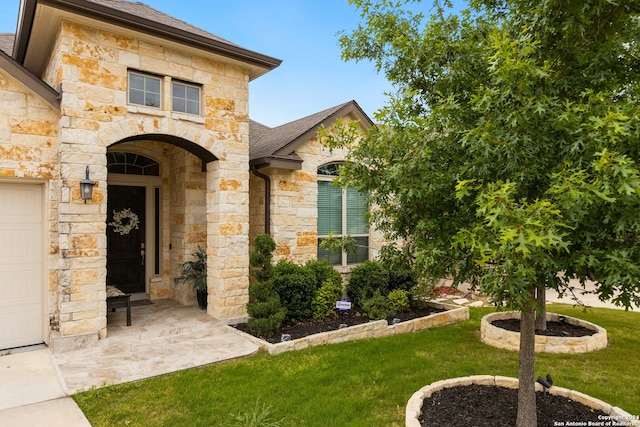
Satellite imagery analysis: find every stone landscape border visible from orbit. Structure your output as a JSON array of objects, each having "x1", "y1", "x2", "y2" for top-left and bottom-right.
[
  {"x1": 233, "y1": 301, "x2": 468, "y2": 355},
  {"x1": 406, "y1": 375, "x2": 640, "y2": 427},
  {"x1": 481, "y1": 311, "x2": 608, "y2": 353}
]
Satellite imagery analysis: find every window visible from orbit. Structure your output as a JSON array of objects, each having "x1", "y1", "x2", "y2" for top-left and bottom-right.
[
  {"x1": 172, "y1": 81, "x2": 201, "y2": 115},
  {"x1": 317, "y1": 163, "x2": 369, "y2": 266},
  {"x1": 128, "y1": 72, "x2": 161, "y2": 108},
  {"x1": 107, "y1": 152, "x2": 160, "y2": 176}
]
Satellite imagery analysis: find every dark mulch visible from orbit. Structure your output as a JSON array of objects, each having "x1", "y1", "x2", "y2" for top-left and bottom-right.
[
  {"x1": 492, "y1": 318, "x2": 596, "y2": 337},
  {"x1": 420, "y1": 384, "x2": 608, "y2": 427},
  {"x1": 233, "y1": 305, "x2": 444, "y2": 344}
]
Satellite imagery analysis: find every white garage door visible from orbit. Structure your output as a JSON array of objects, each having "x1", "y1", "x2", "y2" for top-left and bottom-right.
[{"x1": 0, "y1": 183, "x2": 43, "y2": 350}]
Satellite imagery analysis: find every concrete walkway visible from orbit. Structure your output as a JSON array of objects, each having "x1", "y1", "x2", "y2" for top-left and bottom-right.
[{"x1": 0, "y1": 300, "x2": 259, "y2": 427}]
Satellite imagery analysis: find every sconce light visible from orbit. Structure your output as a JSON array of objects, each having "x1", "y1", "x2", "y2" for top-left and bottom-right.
[{"x1": 79, "y1": 166, "x2": 94, "y2": 203}]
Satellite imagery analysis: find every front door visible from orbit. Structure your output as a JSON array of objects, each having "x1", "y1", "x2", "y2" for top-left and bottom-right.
[{"x1": 107, "y1": 185, "x2": 146, "y2": 294}]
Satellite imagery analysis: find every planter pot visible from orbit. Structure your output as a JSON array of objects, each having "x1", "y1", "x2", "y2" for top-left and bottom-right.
[
  {"x1": 196, "y1": 289, "x2": 207, "y2": 310},
  {"x1": 480, "y1": 311, "x2": 607, "y2": 353},
  {"x1": 406, "y1": 376, "x2": 639, "y2": 427}
]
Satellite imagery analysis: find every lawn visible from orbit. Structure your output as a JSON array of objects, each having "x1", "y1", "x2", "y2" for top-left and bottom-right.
[{"x1": 74, "y1": 305, "x2": 640, "y2": 426}]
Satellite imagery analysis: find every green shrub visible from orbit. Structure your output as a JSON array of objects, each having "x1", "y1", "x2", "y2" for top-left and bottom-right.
[
  {"x1": 270, "y1": 260, "x2": 317, "y2": 322},
  {"x1": 361, "y1": 293, "x2": 389, "y2": 320},
  {"x1": 250, "y1": 234, "x2": 276, "y2": 283},
  {"x1": 387, "y1": 289, "x2": 410, "y2": 315},
  {"x1": 387, "y1": 270, "x2": 417, "y2": 292},
  {"x1": 347, "y1": 260, "x2": 389, "y2": 306},
  {"x1": 311, "y1": 279, "x2": 343, "y2": 320},
  {"x1": 247, "y1": 312, "x2": 286, "y2": 338},
  {"x1": 305, "y1": 259, "x2": 343, "y2": 291},
  {"x1": 246, "y1": 282, "x2": 286, "y2": 338}
]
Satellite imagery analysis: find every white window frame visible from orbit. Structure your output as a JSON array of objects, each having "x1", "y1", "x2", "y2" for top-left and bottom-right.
[
  {"x1": 128, "y1": 71, "x2": 162, "y2": 109},
  {"x1": 171, "y1": 80, "x2": 201, "y2": 115},
  {"x1": 317, "y1": 163, "x2": 370, "y2": 267}
]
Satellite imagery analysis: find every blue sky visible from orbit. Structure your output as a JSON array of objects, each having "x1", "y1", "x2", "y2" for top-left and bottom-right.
[{"x1": 0, "y1": 0, "x2": 431, "y2": 127}]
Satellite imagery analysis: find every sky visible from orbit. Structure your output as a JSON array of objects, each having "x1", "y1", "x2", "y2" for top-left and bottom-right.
[{"x1": 0, "y1": 0, "x2": 436, "y2": 127}]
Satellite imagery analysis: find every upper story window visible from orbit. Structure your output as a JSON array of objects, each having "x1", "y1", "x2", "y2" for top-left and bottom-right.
[
  {"x1": 128, "y1": 72, "x2": 161, "y2": 108},
  {"x1": 317, "y1": 162, "x2": 369, "y2": 266},
  {"x1": 172, "y1": 81, "x2": 201, "y2": 115}
]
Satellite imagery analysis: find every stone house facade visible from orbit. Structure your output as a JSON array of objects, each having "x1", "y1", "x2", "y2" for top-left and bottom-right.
[{"x1": 0, "y1": 0, "x2": 381, "y2": 353}]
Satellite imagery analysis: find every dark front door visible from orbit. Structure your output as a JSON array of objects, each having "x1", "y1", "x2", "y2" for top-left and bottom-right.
[{"x1": 107, "y1": 185, "x2": 146, "y2": 294}]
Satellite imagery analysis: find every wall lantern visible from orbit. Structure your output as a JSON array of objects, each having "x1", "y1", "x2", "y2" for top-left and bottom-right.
[{"x1": 79, "y1": 166, "x2": 95, "y2": 203}]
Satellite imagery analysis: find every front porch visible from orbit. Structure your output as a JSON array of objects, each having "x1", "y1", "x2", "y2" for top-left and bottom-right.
[{"x1": 52, "y1": 300, "x2": 259, "y2": 394}]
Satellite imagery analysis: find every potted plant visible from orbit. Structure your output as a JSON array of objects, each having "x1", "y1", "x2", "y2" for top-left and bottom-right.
[{"x1": 177, "y1": 245, "x2": 207, "y2": 310}]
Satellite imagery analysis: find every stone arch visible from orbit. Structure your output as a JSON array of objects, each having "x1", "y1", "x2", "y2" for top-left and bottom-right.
[{"x1": 96, "y1": 118, "x2": 222, "y2": 169}]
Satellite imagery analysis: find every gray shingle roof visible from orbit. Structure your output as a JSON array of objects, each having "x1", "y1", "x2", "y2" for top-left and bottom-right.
[
  {"x1": 83, "y1": 0, "x2": 238, "y2": 47},
  {"x1": 250, "y1": 101, "x2": 363, "y2": 161},
  {"x1": 0, "y1": 34, "x2": 14, "y2": 56}
]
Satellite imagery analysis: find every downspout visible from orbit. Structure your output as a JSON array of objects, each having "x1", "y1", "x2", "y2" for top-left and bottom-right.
[{"x1": 250, "y1": 165, "x2": 271, "y2": 235}]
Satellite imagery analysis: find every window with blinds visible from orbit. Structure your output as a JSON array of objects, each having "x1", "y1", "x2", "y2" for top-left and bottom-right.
[{"x1": 317, "y1": 163, "x2": 369, "y2": 266}]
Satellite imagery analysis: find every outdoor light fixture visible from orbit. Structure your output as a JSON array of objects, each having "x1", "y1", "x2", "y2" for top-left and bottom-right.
[{"x1": 80, "y1": 166, "x2": 95, "y2": 203}]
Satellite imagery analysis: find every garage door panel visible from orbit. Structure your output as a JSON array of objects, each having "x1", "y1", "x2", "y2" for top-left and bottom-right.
[{"x1": 0, "y1": 183, "x2": 43, "y2": 350}]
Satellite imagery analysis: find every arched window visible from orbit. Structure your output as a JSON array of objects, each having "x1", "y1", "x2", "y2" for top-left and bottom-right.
[
  {"x1": 107, "y1": 152, "x2": 160, "y2": 176},
  {"x1": 317, "y1": 162, "x2": 369, "y2": 266}
]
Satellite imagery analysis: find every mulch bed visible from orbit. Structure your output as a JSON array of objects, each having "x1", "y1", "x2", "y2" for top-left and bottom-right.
[
  {"x1": 491, "y1": 318, "x2": 597, "y2": 337},
  {"x1": 419, "y1": 384, "x2": 608, "y2": 427},
  {"x1": 233, "y1": 305, "x2": 445, "y2": 344}
]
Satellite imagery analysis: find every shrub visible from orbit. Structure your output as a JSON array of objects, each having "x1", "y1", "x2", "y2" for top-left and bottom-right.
[
  {"x1": 311, "y1": 279, "x2": 343, "y2": 320},
  {"x1": 270, "y1": 260, "x2": 317, "y2": 322},
  {"x1": 305, "y1": 259, "x2": 343, "y2": 292},
  {"x1": 387, "y1": 270, "x2": 417, "y2": 292},
  {"x1": 387, "y1": 289, "x2": 410, "y2": 315},
  {"x1": 347, "y1": 260, "x2": 389, "y2": 306},
  {"x1": 361, "y1": 293, "x2": 389, "y2": 320},
  {"x1": 250, "y1": 234, "x2": 276, "y2": 283},
  {"x1": 246, "y1": 282, "x2": 286, "y2": 338}
]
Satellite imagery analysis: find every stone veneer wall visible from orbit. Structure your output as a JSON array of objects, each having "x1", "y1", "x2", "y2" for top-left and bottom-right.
[
  {"x1": 0, "y1": 65, "x2": 62, "y2": 343},
  {"x1": 249, "y1": 130, "x2": 387, "y2": 265},
  {"x1": 18, "y1": 18, "x2": 253, "y2": 351}
]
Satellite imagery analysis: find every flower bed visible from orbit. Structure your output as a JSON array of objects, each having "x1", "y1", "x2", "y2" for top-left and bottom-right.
[{"x1": 232, "y1": 301, "x2": 468, "y2": 355}]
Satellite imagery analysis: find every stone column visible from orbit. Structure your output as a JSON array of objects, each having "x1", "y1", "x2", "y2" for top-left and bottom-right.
[{"x1": 206, "y1": 160, "x2": 250, "y2": 322}]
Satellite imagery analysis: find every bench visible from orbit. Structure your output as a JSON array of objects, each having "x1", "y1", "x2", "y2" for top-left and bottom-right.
[{"x1": 106, "y1": 285, "x2": 131, "y2": 326}]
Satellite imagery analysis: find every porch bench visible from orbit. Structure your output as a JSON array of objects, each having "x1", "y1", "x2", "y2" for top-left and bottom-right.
[{"x1": 106, "y1": 285, "x2": 131, "y2": 326}]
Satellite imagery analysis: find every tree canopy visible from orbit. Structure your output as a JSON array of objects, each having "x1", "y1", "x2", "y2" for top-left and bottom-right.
[
  {"x1": 329, "y1": 1, "x2": 640, "y2": 424},
  {"x1": 331, "y1": 0, "x2": 640, "y2": 311}
]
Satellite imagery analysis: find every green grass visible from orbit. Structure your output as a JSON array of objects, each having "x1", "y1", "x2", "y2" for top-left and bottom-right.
[{"x1": 74, "y1": 305, "x2": 640, "y2": 426}]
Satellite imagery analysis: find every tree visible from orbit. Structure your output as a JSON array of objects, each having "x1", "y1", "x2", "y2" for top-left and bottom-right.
[{"x1": 329, "y1": 0, "x2": 640, "y2": 425}]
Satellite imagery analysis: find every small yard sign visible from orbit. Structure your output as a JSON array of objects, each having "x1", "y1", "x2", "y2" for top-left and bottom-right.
[{"x1": 336, "y1": 300, "x2": 352, "y2": 311}]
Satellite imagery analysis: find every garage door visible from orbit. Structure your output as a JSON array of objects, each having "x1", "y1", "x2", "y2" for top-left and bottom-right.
[{"x1": 0, "y1": 183, "x2": 43, "y2": 350}]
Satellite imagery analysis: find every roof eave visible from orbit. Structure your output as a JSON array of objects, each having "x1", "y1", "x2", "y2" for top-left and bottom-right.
[
  {"x1": 249, "y1": 156, "x2": 303, "y2": 171},
  {"x1": 0, "y1": 48, "x2": 60, "y2": 109},
  {"x1": 14, "y1": 0, "x2": 282, "y2": 79}
]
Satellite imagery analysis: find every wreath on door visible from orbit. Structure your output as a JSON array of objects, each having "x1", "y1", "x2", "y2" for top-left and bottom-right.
[{"x1": 109, "y1": 208, "x2": 140, "y2": 235}]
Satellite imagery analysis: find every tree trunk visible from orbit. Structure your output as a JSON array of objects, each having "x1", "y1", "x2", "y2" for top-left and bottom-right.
[
  {"x1": 535, "y1": 282, "x2": 547, "y2": 331},
  {"x1": 517, "y1": 302, "x2": 537, "y2": 427}
]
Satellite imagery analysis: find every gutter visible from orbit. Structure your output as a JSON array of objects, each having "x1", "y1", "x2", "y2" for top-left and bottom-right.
[{"x1": 250, "y1": 164, "x2": 271, "y2": 235}]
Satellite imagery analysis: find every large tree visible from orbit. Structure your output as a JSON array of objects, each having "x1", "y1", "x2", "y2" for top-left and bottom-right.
[{"x1": 328, "y1": 0, "x2": 640, "y2": 425}]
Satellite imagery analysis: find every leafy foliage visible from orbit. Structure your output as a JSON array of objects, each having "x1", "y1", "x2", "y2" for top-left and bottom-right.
[
  {"x1": 176, "y1": 245, "x2": 207, "y2": 290},
  {"x1": 250, "y1": 234, "x2": 277, "y2": 283},
  {"x1": 334, "y1": 1, "x2": 640, "y2": 424},
  {"x1": 247, "y1": 235, "x2": 285, "y2": 337},
  {"x1": 270, "y1": 261, "x2": 317, "y2": 322},
  {"x1": 311, "y1": 279, "x2": 344, "y2": 320},
  {"x1": 346, "y1": 260, "x2": 389, "y2": 306},
  {"x1": 305, "y1": 259, "x2": 343, "y2": 291}
]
